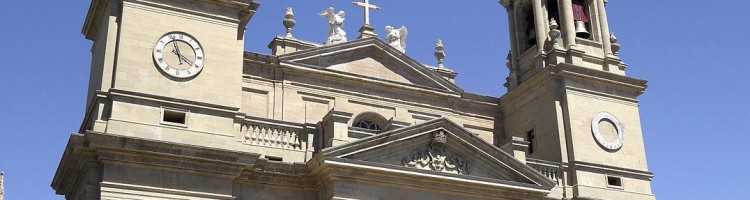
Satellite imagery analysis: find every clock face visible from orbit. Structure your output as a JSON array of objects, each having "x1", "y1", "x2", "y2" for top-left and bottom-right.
[
  {"x1": 153, "y1": 32, "x2": 204, "y2": 79},
  {"x1": 591, "y1": 112, "x2": 625, "y2": 151}
]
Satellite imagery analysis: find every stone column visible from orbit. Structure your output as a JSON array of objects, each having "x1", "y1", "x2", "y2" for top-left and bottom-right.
[
  {"x1": 532, "y1": 0, "x2": 547, "y2": 52},
  {"x1": 505, "y1": 6, "x2": 520, "y2": 87},
  {"x1": 559, "y1": 0, "x2": 577, "y2": 48},
  {"x1": 597, "y1": 0, "x2": 613, "y2": 55}
]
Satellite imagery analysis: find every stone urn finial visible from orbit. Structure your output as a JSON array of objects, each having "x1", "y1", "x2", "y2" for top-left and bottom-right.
[
  {"x1": 283, "y1": 7, "x2": 296, "y2": 38},
  {"x1": 434, "y1": 39, "x2": 446, "y2": 69},
  {"x1": 610, "y1": 32, "x2": 621, "y2": 56},
  {"x1": 548, "y1": 18, "x2": 561, "y2": 47}
]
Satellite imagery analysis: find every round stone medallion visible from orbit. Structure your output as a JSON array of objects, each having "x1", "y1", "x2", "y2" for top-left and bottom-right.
[{"x1": 591, "y1": 112, "x2": 625, "y2": 151}]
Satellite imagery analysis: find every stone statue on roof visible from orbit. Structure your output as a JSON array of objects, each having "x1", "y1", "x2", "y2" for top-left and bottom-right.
[
  {"x1": 319, "y1": 7, "x2": 348, "y2": 44},
  {"x1": 385, "y1": 25, "x2": 408, "y2": 53}
]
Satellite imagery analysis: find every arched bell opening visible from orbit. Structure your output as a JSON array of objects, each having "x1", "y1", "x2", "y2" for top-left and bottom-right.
[{"x1": 572, "y1": 0, "x2": 592, "y2": 39}]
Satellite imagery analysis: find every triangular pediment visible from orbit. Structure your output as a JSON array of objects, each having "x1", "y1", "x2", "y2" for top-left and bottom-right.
[
  {"x1": 279, "y1": 38, "x2": 462, "y2": 93},
  {"x1": 318, "y1": 118, "x2": 556, "y2": 190}
]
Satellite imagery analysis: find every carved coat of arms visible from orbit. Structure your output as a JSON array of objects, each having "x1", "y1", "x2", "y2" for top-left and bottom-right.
[{"x1": 402, "y1": 131, "x2": 470, "y2": 175}]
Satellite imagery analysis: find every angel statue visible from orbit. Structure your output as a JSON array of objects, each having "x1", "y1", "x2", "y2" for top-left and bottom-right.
[
  {"x1": 319, "y1": 7, "x2": 347, "y2": 44},
  {"x1": 385, "y1": 25, "x2": 408, "y2": 53}
]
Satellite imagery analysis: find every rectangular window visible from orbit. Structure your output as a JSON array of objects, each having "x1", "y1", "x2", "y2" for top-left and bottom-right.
[
  {"x1": 161, "y1": 107, "x2": 188, "y2": 127},
  {"x1": 606, "y1": 175, "x2": 623, "y2": 189},
  {"x1": 266, "y1": 156, "x2": 283, "y2": 162}
]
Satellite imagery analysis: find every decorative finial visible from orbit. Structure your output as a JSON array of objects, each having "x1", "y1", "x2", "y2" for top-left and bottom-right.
[
  {"x1": 353, "y1": 0, "x2": 381, "y2": 39},
  {"x1": 610, "y1": 32, "x2": 621, "y2": 56},
  {"x1": 385, "y1": 25, "x2": 408, "y2": 53},
  {"x1": 548, "y1": 18, "x2": 561, "y2": 48},
  {"x1": 319, "y1": 7, "x2": 348, "y2": 44},
  {"x1": 435, "y1": 39, "x2": 446, "y2": 69},
  {"x1": 549, "y1": 18, "x2": 559, "y2": 30},
  {"x1": 283, "y1": 7, "x2": 296, "y2": 38}
]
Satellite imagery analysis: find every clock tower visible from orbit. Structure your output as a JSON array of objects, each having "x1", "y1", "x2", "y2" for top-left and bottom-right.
[
  {"x1": 498, "y1": 0, "x2": 655, "y2": 199},
  {"x1": 53, "y1": 1, "x2": 259, "y2": 198},
  {"x1": 79, "y1": 0, "x2": 259, "y2": 146}
]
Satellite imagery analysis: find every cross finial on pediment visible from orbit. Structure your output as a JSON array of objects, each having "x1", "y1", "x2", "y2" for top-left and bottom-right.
[
  {"x1": 353, "y1": 0, "x2": 381, "y2": 39},
  {"x1": 353, "y1": 0, "x2": 380, "y2": 26}
]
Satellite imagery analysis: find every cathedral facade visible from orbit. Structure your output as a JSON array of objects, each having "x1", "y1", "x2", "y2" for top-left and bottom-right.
[{"x1": 52, "y1": 0, "x2": 655, "y2": 199}]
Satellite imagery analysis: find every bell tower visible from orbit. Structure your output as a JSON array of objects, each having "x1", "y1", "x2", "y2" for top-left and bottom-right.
[{"x1": 498, "y1": 0, "x2": 655, "y2": 199}]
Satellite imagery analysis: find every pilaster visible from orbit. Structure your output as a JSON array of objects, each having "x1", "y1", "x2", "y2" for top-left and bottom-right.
[
  {"x1": 501, "y1": 136, "x2": 530, "y2": 162},
  {"x1": 322, "y1": 109, "x2": 353, "y2": 147}
]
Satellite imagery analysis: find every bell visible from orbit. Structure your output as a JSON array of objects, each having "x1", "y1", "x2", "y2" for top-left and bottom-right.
[
  {"x1": 575, "y1": 20, "x2": 590, "y2": 38},
  {"x1": 527, "y1": 28, "x2": 537, "y2": 45}
]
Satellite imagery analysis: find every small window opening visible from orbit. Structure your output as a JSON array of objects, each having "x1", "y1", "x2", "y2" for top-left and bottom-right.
[
  {"x1": 607, "y1": 176, "x2": 623, "y2": 187},
  {"x1": 355, "y1": 120, "x2": 381, "y2": 131},
  {"x1": 163, "y1": 109, "x2": 186, "y2": 124},
  {"x1": 527, "y1": 129, "x2": 536, "y2": 155},
  {"x1": 266, "y1": 156, "x2": 283, "y2": 162}
]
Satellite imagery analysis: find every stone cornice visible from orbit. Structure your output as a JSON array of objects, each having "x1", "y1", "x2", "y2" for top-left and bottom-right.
[
  {"x1": 572, "y1": 161, "x2": 654, "y2": 180},
  {"x1": 82, "y1": 0, "x2": 116, "y2": 40},
  {"x1": 555, "y1": 63, "x2": 647, "y2": 94},
  {"x1": 278, "y1": 37, "x2": 464, "y2": 93},
  {"x1": 501, "y1": 62, "x2": 647, "y2": 109},
  {"x1": 82, "y1": 0, "x2": 260, "y2": 40},
  {"x1": 325, "y1": 158, "x2": 551, "y2": 192},
  {"x1": 267, "y1": 36, "x2": 321, "y2": 52},
  {"x1": 108, "y1": 88, "x2": 240, "y2": 113},
  {"x1": 52, "y1": 132, "x2": 264, "y2": 196}
]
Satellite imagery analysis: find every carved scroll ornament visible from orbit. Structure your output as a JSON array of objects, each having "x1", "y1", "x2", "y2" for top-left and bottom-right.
[{"x1": 402, "y1": 131, "x2": 470, "y2": 175}]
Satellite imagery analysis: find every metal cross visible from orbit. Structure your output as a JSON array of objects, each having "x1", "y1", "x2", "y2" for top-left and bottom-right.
[{"x1": 352, "y1": 0, "x2": 381, "y2": 25}]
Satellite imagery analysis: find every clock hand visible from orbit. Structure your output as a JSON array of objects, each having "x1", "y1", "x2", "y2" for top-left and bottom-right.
[
  {"x1": 171, "y1": 49, "x2": 184, "y2": 65},
  {"x1": 173, "y1": 42, "x2": 181, "y2": 54},
  {"x1": 179, "y1": 54, "x2": 194, "y2": 66},
  {"x1": 172, "y1": 42, "x2": 186, "y2": 65}
]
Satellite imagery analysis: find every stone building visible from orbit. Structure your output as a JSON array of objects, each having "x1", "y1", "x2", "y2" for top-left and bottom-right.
[
  {"x1": 1, "y1": 172, "x2": 4, "y2": 200},
  {"x1": 52, "y1": 0, "x2": 655, "y2": 199}
]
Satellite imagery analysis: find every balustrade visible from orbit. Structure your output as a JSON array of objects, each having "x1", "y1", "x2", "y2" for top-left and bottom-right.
[{"x1": 241, "y1": 121, "x2": 303, "y2": 150}]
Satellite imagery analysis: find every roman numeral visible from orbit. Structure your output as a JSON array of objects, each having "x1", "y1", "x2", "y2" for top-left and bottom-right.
[
  {"x1": 158, "y1": 58, "x2": 164, "y2": 63},
  {"x1": 196, "y1": 56, "x2": 202, "y2": 60},
  {"x1": 168, "y1": 34, "x2": 175, "y2": 39}
]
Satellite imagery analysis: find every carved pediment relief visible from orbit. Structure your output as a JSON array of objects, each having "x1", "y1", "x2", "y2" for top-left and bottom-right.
[
  {"x1": 401, "y1": 131, "x2": 470, "y2": 175},
  {"x1": 318, "y1": 118, "x2": 556, "y2": 188}
]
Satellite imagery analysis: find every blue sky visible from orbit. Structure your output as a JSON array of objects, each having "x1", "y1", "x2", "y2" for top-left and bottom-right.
[{"x1": 1, "y1": 0, "x2": 749, "y2": 199}]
